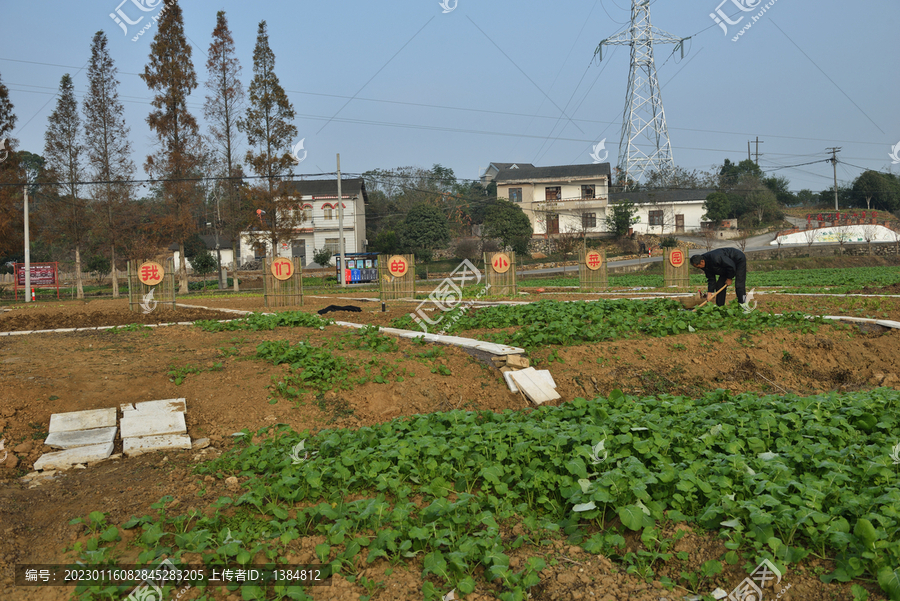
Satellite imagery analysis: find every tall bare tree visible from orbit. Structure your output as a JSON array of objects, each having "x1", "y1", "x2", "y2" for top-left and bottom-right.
[
  {"x1": 238, "y1": 21, "x2": 301, "y2": 256},
  {"x1": 204, "y1": 10, "x2": 246, "y2": 288},
  {"x1": 83, "y1": 31, "x2": 135, "y2": 298},
  {"x1": 44, "y1": 74, "x2": 88, "y2": 298},
  {"x1": 140, "y1": 0, "x2": 203, "y2": 293}
]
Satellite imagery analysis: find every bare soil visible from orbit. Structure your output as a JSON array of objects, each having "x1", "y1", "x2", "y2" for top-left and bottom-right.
[{"x1": 0, "y1": 294, "x2": 897, "y2": 600}]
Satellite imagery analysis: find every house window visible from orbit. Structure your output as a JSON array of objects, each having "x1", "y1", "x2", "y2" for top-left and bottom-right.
[
  {"x1": 649, "y1": 210, "x2": 664, "y2": 226},
  {"x1": 545, "y1": 186, "x2": 561, "y2": 201},
  {"x1": 302, "y1": 207, "x2": 312, "y2": 222},
  {"x1": 582, "y1": 213, "x2": 596, "y2": 229},
  {"x1": 581, "y1": 185, "x2": 595, "y2": 199},
  {"x1": 509, "y1": 188, "x2": 523, "y2": 203},
  {"x1": 254, "y1": 244, "x2": 267, "y2": 259},
  {"x1": 324, "y1": 207, "x2": 333, "y2": 220},
  {"x1": 324, "y1": 238, "x2": 346, "y2": 254}
]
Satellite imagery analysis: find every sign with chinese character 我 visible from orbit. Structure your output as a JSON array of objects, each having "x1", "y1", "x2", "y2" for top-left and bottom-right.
[{"x1": 138, "y1": 261, "x2": 165, "y2": 286}]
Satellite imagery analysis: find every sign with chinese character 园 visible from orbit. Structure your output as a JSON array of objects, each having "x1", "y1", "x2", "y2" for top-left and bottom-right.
[
  {"x1": 271, "y1": 257, "x2": 294, "y2": 281},
  {"x1": 138, "y1": 261, "x2": 165, "y2": 286},
  {"x1": 492, "y1": 252, "x2": 511, "y2": 274},
  {"x1": 387, "y1": 255, "x2": 409, "y2": 278},
  {"x1": 585, "y1": 250, "x2": 603, "y2": 271},
  {"x1": 668, "y1": 249, "x2": 685, "y2": 268}
]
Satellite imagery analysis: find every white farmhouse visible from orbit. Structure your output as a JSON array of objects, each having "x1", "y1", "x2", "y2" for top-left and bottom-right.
[{"x1": 608, "y1": 189, "x2": 714, "y2": 235}]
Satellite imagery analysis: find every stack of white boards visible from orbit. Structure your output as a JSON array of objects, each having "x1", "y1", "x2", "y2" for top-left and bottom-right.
[
  {"x1": 120, "y1": 399, "x2": 191, "y2": 457},
  {"x1": 34, "y1": 408, "x2": 117, "y2": 470},
  {"x1": 505, "y1": 368, "x2": 561, "y2": 405}
]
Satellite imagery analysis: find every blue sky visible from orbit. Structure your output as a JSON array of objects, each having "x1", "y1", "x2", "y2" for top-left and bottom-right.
[{"x1": 1, "y1": 0, "x2": 897, "y2": 192}]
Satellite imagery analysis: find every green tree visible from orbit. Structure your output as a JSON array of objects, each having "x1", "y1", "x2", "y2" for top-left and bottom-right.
[
  {"x1": 85, "y1": 255, "x2": 111, "y2": 285},
  {"x1": 84, "y1": 31, "x2": 134, "y2": 298},
  {"x1": 43, "y1": 74, "x2": 88, "y2": 299},
  {"x1": 238, "y1": 20, "x2": 301, "y2": 256},
  {"x1": 719, "y1": 158, "x2": 762, "y2": 189},
  {"x1": 191, "y1": 248, "x2": 217, "y2": 279},
  {"x1": 140, "y1": 0, "x2": 203, "y2": 294},
  {"x1": 400, "y1": 204, "x2": 450, "y2": 260},
  {"x1": 763, "y1": 175, "x2": 796, "y2": 206},
  {"x1": 852, "y1": 170, "x2": 899, "y2": 212},
  {"x1": 605, "y1": 200, "x2": 639, "y2": 237},
  {"x1": 371, "y1": 230, "x2": 401, "y2": 254},
  {"x1": 703, "y1": 192, "x2": 731, "y2": 223},
  {"x1": 483, "y1": 200, "x2": 532, "y2": 254},
  {"x1": 312, "y1": 247, "x2": 332, "y2": 267}
]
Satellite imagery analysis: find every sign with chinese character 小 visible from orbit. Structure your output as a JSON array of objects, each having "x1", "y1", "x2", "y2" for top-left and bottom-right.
[
  {"x1": 491, "y1": 252, "x2": 511, "y2": 274},
  {"x1": 387, "y1": 255, "x2": 409, "y2": 278},
  {"x1": 585, "y1": 250, "x2": 603, "y2": 271},
  {"x1": 138, "y1": 261, "x2": 165, "y2": 286},
  {"x1": 271, "y1": 257, "x2": 294, "y2": 281}
]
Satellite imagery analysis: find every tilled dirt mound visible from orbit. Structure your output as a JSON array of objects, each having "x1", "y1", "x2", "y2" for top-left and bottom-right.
[{"x1": 0, "y1": 307, "x2": 230, "y2": 332}]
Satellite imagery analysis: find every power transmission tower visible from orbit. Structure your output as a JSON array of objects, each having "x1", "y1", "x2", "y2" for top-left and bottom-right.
[{"x1": 595, "y1": 0, "x2": 687, "y2": 188}]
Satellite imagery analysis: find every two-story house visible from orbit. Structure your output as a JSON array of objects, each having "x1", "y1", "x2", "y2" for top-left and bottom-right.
[
  {"x1": 239, "y1": 178, "x2": 368, "y2": 266},
  {"x1": 481, "y1": 163, "x2": 612, "y2": 236}
]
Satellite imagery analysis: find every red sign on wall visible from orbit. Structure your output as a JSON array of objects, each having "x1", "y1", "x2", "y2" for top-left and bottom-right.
[{"x1": 16, "y1": 263, "x2": 58, "y2": 286}]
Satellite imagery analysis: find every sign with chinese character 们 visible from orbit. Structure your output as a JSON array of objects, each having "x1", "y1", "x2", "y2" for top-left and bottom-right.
[
  {"x1": 271, "y1": 257, "x2": 294, "y2": 281},
  {"x1": 387, "y1": 255, "x2": 408, "y2": 278},
  {"x1": 585, "y1": 250, "x2": 603, "y2": 271},
  {"x1": 669, "y1": 249, "x2": 685, "y2": 268},
  {"x1": 138, "y1": 261, "x2": 165, "y2": 286},
  {"x1": 491, "y1": 252, "x2": 511, "y2": 274}
]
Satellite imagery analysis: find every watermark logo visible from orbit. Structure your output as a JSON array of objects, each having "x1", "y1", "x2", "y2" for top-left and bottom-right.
[
  {"x1": 110, "y1": 0, "x2": 173, "y2": 43},
  {"x1": 889, "y1": 141, "x2": 900, "y2": 165},
  {"x1": 0, "y1": 138, "x2": 10, "y2": 163},
  {"x1": 726, "y1": 559, "x2": 785, "y2": 601},
  {"x1": 439, "y1": 0, "x2": 457, "y2": 13},
  {"x1": 890, "y1": 442, "x2": 900, "y2": 465},
  {"x1": 0, "y1": 438, "x2": 7, "y2": 463},
  {"x1": 410, "y1": 259, "x2": 490, "y2": 334},
  {"x1": 140, "y1": 288, "x2": 157, "y2": 314},
  {"x1": 289, "y1": 439, "x2": 317, "y2": 464},
  {"x1": 290, "y1": 138, "x2": 307, "y2": 165},
  {"x1": 710, "y1": 0, "x2": 777, "y2": 41},
  {"x1": 590, "y1": 139, "x2": 608, "y2": 163},
  {"x1": 222, "y1": 529, "x2": 241, "y2": 546},
  {"x1": 125, "y1": 558, "x2": 176, "y2": 601}
]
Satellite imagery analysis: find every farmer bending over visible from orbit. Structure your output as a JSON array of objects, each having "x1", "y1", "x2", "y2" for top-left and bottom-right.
[{"x1": 689, "y1": 248, "x2": 749, "y2": 308}]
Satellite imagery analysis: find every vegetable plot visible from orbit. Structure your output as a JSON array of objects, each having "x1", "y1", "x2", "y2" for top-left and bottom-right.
[{"x1": 74, "y1": 388, "x2": 900, "y2": 600}]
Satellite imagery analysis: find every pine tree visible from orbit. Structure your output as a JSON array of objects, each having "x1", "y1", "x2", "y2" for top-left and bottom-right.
[
  {"x1": 84, "y1": 31, "x2": 135, "y2": 298},
  {"x1": 238, "y1": 21, "x2": 300, "y2": 257},
  {"x1": 204, "y1": 10, "x2": 246, "y2": 288},
  {"x1": 140, "y1": 0, "x2": 202, "y2": 294},
  {"x1": 44, "y1": 74, "x2": 88, "y2": 298}
]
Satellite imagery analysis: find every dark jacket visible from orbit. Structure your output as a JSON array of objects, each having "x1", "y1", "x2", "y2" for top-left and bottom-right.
[{"x1": 699, "y1": 248, "x2": 746, "y2": 287}]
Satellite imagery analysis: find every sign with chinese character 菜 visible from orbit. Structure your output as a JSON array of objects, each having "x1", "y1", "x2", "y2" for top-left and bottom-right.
[
  {"x1": 138, "y1": 261, "x2": 165, "y2": 286},
  {"x1": 387, "y1": 255, "x2": 409, "y2": 278},
  {"x1": 669, "y1": 249, "x2": 685, "y2": 268},
  {"x1": 585, "y1": 250, "x2": 603, "y2": 271},
  {"x1": 271, "y1": 257, "x2": 294, "y2": 281},
  {"x1": 492, "y1": 252, "x2": 511, "y2": 274}
]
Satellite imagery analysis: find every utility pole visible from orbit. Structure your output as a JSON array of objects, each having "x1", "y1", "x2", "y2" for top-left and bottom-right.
[
  {"x1": 24, "y1": 186, "x2": 31, "y2": 302},
  {"x1": 747, "y1": 141, "x2": 752, "y2": 162},
  {"x1": 754, "y1": 137, "x2": 764, "y2": 166},
  {"x1": 827, "y1": 147, "x2": 841, "y2": 211},
  {"x1": 337, "y1": 153, "x2": 346, "y2": 288}
]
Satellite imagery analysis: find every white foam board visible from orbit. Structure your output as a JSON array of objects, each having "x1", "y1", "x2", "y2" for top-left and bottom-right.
[
  {"x1": 124, "y1": 434, "x2": 192, "y2": 457},
  {"x1": 509, "y1": 368, "x2": 562, "y2": 405},
  {"x1": 121, "y1": 399, "x2": 186, "y2": 414},
  {"x1": 504, "y1": 370, "x2": 556, "y2": 394},
  {"x1": 33, "y1": 442, "x2": 114, "y2": 471},
  {"x1": 120, "y1": 412, "x2": 187, "y2": 439},
  {"x1": 44, "y1": 427, "x2": 117, "y2": 450},
  {"x1": 48, "y1": 408, "x2": 117, "y2": 433}
]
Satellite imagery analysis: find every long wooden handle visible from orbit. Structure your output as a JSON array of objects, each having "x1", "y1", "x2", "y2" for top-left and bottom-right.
[{"x1": 695, "y1": 284, "x2": 729, "y2": 309}]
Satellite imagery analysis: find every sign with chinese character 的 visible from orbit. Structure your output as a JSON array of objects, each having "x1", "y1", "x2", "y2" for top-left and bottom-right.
[
  {"x1": 138, "y1": 261, "x2": 165, "y2": 286},
  {"x1": 668, "y1": 249, "x2": 685, "y2": 268},
  {"x1": 387, "y1": 255, "x2": 409, "y2": 278},
  {"x1": 271, "y1": 257, "x2": 294, "y2": 281},
  {"x1": 491, "y1": 252, "x2": 511, "y2": 274},
  {"x1": 585, "y1": 250, "x2": 603, "y2": 271}
]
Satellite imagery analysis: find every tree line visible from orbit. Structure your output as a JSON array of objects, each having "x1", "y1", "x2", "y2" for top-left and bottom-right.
[{"x1": 0, "y1": 3, "x2": 301, "y2": 296}]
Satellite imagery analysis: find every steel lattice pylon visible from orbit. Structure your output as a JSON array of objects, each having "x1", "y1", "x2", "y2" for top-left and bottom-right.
[{"x1": 595, "y1": 1, "x2": 686, "y2": 186}]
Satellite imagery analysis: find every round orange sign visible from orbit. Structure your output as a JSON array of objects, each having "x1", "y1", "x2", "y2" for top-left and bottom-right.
[
  {"x1": 585, "y1": 250, "x2": 603, "y2": 271},
  {"x1": 138, "y1": 261, "x2": 165, "y2": 286},
  {"x1": 271, "y1": 257, "x2": 294, "y2": 281},
  {"x1": 669, "y1": 249, "x2": 686, "y2": 268},
  {"x1": 492, "y1": 252, "x2": 511, "y2": 274},
  {"x1": 387, "y1": 255, "x2": 409, "y2": 278}
]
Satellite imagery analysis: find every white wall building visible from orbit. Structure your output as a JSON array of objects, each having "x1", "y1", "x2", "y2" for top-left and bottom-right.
[
  {"x1": 482, "y1": 163, "x2": 611, "y2": 236},
  {"x1": 608, "y1": 190, "x2": 714, "y2": 235},
  {"x1": 771, "y1": 224, "x2": 899, "y2": 246},
  {"x1": 238, "y1": 178, "x2": 368, "y2": 267}
]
